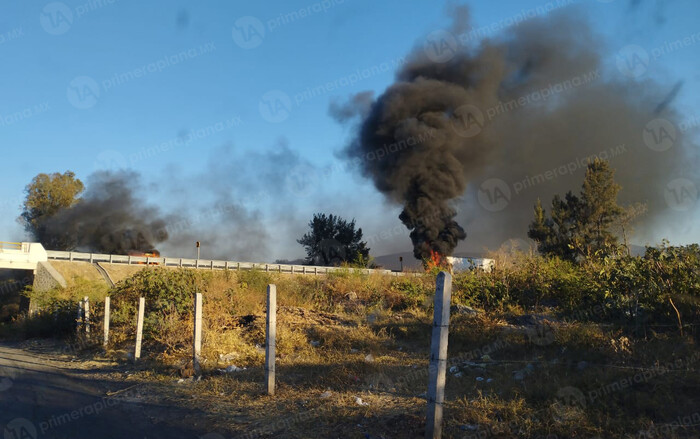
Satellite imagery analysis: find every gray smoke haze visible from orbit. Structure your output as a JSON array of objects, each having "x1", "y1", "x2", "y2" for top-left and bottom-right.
[
  {"x1": 336, "y1": 5, "x2": 699, "y2": 258},
  {"x1": 38, "y1": 139, "x2": 351, "y2": 261},
  {"x1": 155, "y1": 140, "x2": 327, "y2": 261},
  {"x1": 42, "y1": 171, "x2": 168, "y2": 253},
  {"x1": 328, "y1": 91, "x2": 374, "y2": 123}
]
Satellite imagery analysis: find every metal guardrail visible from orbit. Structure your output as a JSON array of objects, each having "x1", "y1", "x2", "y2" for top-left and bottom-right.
[
  {"x1": 45, "y1": 250, "x2": 414, "y2": 277},
  {"x1": 0, "y1": 242, "x2": 23, "y2": 251}
]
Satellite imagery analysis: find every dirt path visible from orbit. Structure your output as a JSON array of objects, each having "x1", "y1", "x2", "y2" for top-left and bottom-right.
[{"x1": 0, "y1": 341, "x2": 214, "y2": 439}]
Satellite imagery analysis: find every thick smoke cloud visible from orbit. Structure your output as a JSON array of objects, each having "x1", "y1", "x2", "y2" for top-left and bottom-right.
[
  {"x1": 42, "y1": 171, "x2": 168, "y2": 253},
  {"x1": 338, "y1": 5, "x2": 698, "y2": 259}
]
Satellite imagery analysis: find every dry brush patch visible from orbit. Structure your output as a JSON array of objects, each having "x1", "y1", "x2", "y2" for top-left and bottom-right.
[{"x1": 4, "y1": 250, "x2": 700, "y2": 438}]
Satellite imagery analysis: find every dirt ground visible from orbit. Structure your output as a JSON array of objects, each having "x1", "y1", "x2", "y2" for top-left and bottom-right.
[
  {"x1": 0, "y1": 338, "x2": 429, "y2": 439},
  {"x1": 0, "y1": 340, "x2": 218, "y2": 439}
]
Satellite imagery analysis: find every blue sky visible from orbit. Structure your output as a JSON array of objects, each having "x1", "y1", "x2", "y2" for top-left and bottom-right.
[{"x1": 1, "y1": 0, "x2": 698, "y2": 259}]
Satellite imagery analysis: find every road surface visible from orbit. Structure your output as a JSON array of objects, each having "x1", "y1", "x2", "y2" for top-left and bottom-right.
[{"x1": 0, "y1": 342, "x2": 213, "y2": 439}]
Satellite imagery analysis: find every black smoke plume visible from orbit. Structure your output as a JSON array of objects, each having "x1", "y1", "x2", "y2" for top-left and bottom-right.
[
  {"x1": 337, "y1": 5, "x2": 698, "y2": 258},
  {"x1": 42, "y1": 171, "x2": 168, "y2": 253}
]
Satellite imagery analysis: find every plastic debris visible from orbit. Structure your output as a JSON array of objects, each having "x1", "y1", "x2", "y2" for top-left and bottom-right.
[
  {"x1": 487, "y1": 378, "x2": 494, "y2": 383},
  {"x1": 350, "y1": 348, "x2": 359, "y2": 353},
  {"x1": 476, "y1": 376, "x2": 485, "y2": 382},
  {"x1": 355, "y1": 396, "x2": 369, "y2": 406},
  {"x1": 454, "y1": 372, "x2": 463, "y2": 378},
  {"x1": 310, "y1": 340, "x2": 320, "y2": 347},
  {"x1": 460, "y1": 424, "x2": 479, "y2": 431},
  {"x1": 449, "y1": 366, "x2": 459, "y2": 374},
  {"x1": 219, "y1": 352, "x2": 238, "y2": 362},
  {"x1": 364, "y1": 354, "x2": 375, "y2": 363},
  {"x1": 320, "y1": 391, "x2": 332, "y2": 398},
  {"x1": 450, "y1": 304, "x2": 480, "y2": 316},
  {"x1": 218, "y1": 365, "x2": 246, "y2": 373}
]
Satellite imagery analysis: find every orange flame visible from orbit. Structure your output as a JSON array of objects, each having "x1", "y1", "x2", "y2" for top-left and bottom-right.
[{"x1": 425, "y1": 249, "x2": 446, "y2": 271}]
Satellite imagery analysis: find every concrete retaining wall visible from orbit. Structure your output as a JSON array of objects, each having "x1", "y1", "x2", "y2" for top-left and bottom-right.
[{"x1": 33, "y1": 261, "x2": 67, "y2": 293}]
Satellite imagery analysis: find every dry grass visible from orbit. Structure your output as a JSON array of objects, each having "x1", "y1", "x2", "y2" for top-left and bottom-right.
[
  {"x1": 49, "y1": 260, "x2": 105, "y2": 285},
  {"x1": 19, "y1": 264, "x2": 700, "y2": 438},
  {"x1": 101, "y1": 298, "x2": 699, "y2": 438}
]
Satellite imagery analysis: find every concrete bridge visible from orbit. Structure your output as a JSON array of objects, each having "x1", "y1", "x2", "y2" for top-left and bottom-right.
[
  {"x1": 1, "y1": 241, "x2": 413, "y2": 303},
  {"x1": 0, "y1": 242, "x2": 48, "y2": 270},
  {"x1": 0, "y1": 242, "x2": 406, "y2": 276}
]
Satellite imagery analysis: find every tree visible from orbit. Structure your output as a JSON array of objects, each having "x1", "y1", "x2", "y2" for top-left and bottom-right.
[
  {"x1": 578, "y1": 159, "x2": 624, "y2": 253},
  {"x1": 19, "y1": 171, "x2": 84, "y2": 248},
  {"x1": 297, "y1": 213, "x2": 370, "y2": 266},
  {"x1": 528, "y1": 159, "x2": 631, "y2": 261}
]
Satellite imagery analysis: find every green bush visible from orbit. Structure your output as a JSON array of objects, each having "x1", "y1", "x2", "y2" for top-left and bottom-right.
[
  {"x1": 453, "y1": 270, "x2": 510, "y2": 310},
  {"x1": 588, "y1": 243, "x2": 700, "y2": 331},
  {"x1": 0, "y1": 299, "x2": 76, "y2": 339},
  {"x1": 387, "y1": 278, "x2": 432, "y2": 310},
  {"x1": 451, "y1": 244, "x2": 699, "y2": 334},
  {"x1": 110, "y1": 268, "x2": 204, "y2": 336},
  {"x1": 237, "y1": 269, "x2": 272, "y2": 294}
]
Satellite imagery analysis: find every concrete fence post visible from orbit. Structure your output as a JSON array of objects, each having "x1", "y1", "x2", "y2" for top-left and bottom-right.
[
  {"x1": 83, "y1": 296, "x2": 90, "y2": 334},
  {"x1": 265, "y1": 284, "x2": 277, "y2": 396},
  {"x1": 134, "y1": 297, "x2": 145, "y2": 361},
  {"x1": 103, "y1": 296, "x2": 111, "y2": 347},
  {"x1": 76, "y1": 300, "x2": 83, "y2": 333},
  {"x1": 426, "y1": 271, "x2": 452, "y2": 439},
  {"x1": 193, "y1": 293, "x2": 203, "y2": 375}
]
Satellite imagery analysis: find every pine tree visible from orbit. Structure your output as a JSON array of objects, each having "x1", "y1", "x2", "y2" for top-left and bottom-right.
[{"x1": 528, "y1": 159, "x2": 630, "y2": 261}]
